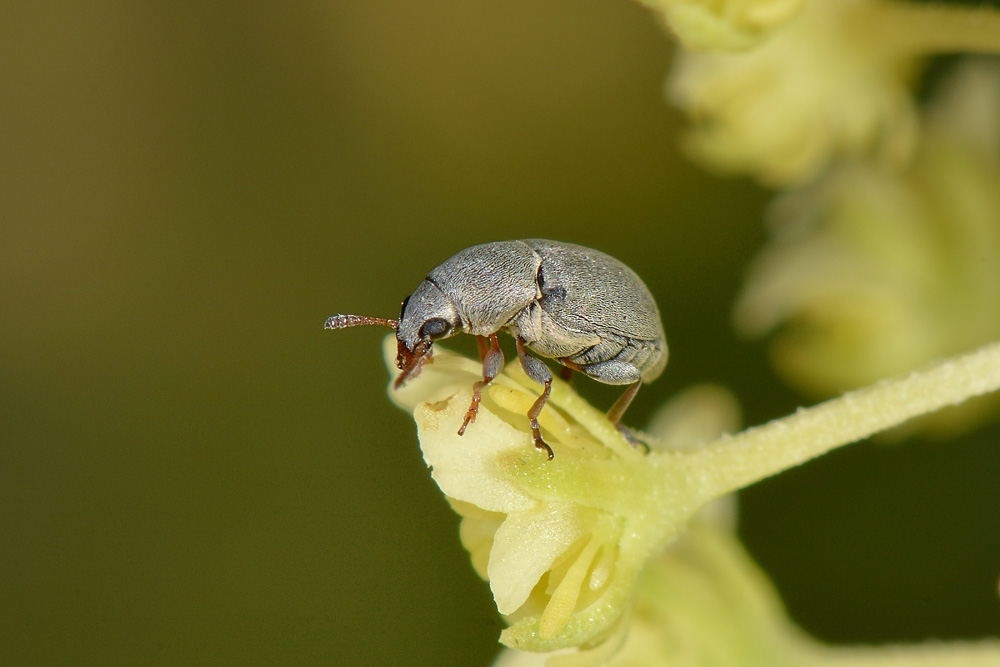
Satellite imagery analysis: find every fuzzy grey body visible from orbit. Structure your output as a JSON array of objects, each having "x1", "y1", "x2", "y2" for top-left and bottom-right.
[{"x1": 397, "y1": 239, "x2": 667, "y2": 385}]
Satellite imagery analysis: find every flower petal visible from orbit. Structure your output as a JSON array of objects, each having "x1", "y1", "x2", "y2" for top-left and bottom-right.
[
  {"x1": 415, "y1": 389, "x2": 538, "y2": 513},
  {"x1": 489, "y1": 503, "x2": 586, "y2": 615}
]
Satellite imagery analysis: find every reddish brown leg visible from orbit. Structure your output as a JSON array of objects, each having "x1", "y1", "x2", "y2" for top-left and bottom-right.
[
  {"x1": 557, "y1": 357, "x2": 585, "y2": 384},
  {"x1": 606, "y1": 380, "x2": 648, "y2": 452},
  {"x1": 516, "y1": 337, "x2": 554, "y2": 459},
  {"x1": 458, "y1": 334, "x2": 504, "y2": 436},
  {"x1": 606, "y1": 380, "x2": 641, "y2": 425}
]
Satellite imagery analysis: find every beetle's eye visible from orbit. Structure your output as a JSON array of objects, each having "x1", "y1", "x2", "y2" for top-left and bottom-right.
[{"x1": 419, "y1": 317, "x2": 452, "y2": 340}]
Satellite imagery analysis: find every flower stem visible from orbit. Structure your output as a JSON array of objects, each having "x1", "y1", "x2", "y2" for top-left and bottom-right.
[
  {"x1": 866, "y1": 1, "x2": 1000, "y2": 56},
  {"x1": 687, "y1": 341, "x2": 1000, "y2": 498},
  {"x1": 810, "y1": 640, "x2": 1000, "y2": 666}
]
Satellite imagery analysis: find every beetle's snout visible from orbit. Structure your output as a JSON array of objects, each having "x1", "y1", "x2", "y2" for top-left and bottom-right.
[
  {"x1": 395, "y1": 337, "x2": 413, "y2": 371},
  {"x1": 394, "y1": 338, "x2": 433, "y2": 389}
]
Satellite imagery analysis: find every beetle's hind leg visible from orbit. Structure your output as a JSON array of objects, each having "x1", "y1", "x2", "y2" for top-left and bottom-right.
[
  {"x1": 516, "y1": 337, "x2": 555, "y2": 460},
  {"x1": 458, "y1": 334, "x2": 504, "y2": 437},
  {"x1": 606, "y1": 380, "x2": 641, "y2": 425},
  {"x1": 607, "y1": 380, "x2": 649, "y2": 452}
]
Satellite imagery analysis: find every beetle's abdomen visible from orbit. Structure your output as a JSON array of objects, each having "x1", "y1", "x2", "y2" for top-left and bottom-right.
[
  {"x1": 522, "y1": 239, "x2": 667, "y2": 383},
  {"x1": 567, "y1": 335, "x2": 667, "y2": 383}
]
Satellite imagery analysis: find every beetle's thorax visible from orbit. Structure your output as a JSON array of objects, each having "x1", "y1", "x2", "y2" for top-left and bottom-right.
[{"x1": 425, "y1": 241, "x2": 543, "y2": 337}]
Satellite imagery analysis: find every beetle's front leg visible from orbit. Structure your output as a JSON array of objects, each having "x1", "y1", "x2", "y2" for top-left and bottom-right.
[
  {"x1": 475, "y1": 334, "x2": 490, "y2": 360},
  {"x1": 458, "y1": 334, "x2": 504, "y2": 437},
  {"x1": 516, "y1": 337, "x2": 554, "y2": 460}
]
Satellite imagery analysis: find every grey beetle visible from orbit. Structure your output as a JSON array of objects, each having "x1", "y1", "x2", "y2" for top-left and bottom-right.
[{"x1": 325, "y1": 239, "x2": 667, "y2": 459}]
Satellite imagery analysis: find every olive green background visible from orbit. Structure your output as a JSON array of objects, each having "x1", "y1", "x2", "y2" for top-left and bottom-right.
[{"x1": 2, "y1": 2, "x2": 998, "y2": 665}]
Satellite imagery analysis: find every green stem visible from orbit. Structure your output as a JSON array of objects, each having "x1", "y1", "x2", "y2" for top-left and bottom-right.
[
  {"x1": 867, "y1": 1, "x2": 1000, "y2": 55},
  {"x1": 687, "y1": 340, "x2": 1000, "y2": 498},
  {"x1": 809, "y1": 640, "x2": 1000, "y2": 666}
]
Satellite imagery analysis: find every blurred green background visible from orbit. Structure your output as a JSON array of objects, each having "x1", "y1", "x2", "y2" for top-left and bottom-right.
[{"x1": 2, "y1": 1, "x2": 997, "y2": 665}]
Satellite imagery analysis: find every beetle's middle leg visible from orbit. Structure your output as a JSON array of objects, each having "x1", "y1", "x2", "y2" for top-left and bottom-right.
[
  {"x1": 557, "y1": 357, "x2": 587, "y2": 384},
  {"x1": 557, "y1": 362, "x2": 578, "y2": 383},
  {"x1": 458, "y1": 334, "x2": 504, "y2": 436},
  {"x1": 516, "y1": 337, "x2": 554, "y2": 460}
]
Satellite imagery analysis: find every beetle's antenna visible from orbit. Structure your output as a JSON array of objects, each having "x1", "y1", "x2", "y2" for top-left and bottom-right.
[{"x1": 324, "y1": 314, "x2": 398, "y2": 330}]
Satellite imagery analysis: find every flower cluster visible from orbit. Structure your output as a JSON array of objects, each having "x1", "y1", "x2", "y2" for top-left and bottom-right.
[
  {"x1": 635, "y1": 0, "x2": 804, "y2": 52},
  {"x1": 667, "y1": 0, "x2": 919, "y2": 185},
  {"x1": 734, "y1": 59, "x2": 1000, "y2": 434},
  {"x1": 655, "y1": 0, "x2": 1000, "y2": 435}
]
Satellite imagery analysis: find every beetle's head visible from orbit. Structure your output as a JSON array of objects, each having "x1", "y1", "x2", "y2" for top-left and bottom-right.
[
  {"x1": 393, "y1": 280, "x2": 461, "y2": 387},
  {"x1": 324, "y1": 280, "x2": 461, "y2": 389}
]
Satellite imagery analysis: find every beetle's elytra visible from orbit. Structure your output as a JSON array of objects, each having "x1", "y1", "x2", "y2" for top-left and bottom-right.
[{"x1": 326, "y1": 239, "x2": 667, "y2": 459}]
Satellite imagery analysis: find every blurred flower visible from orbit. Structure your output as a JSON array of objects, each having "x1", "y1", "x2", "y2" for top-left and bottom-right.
[
  {"x1": 668, "y1": 0, "x2": 920, "y2": 185},
  {"x1": 634, "y1": 0, "x2": 804, "y2": 52},
  {"x1": 735, "y1": 59, "x2": 1000, "y2": 434}
]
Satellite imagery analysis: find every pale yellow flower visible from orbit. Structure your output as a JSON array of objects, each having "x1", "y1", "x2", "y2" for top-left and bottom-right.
[
  {"x1": 385, "y1": 336, "x2": 696, "y2": 655},
  {"x1": 668, "y1": 0, "x2": 919, "y2": 185},
  {"x1": 381, "y1": 332, "x2": 1000, "y2": 662},
  {"x1": 634, "y1": 0, "x2": 803, "y2": 52},
  {"x1": 735, "y1": 59, "x2": 1000, "y2": 433}
]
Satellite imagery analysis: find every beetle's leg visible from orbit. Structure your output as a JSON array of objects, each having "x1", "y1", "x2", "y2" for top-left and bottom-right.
[
  {"x1": 606, "y1": 380, "x2": 650, "y2": 452},
  {"x1": 476, "y1": 334, "x2": 490, "y2": 360},
  {"x1": 516, "y1": 337, "x2": 554, "y2": 460},
  {"x1": 559, "y1": 366, "x2": 575, "y2": 383},
  {"x1": 556, "y1": 357, "x2": 584, "y2": 384},
  {"x1": 606, "y1": 380, "x2": 641, "y2": 425},
  {"x1": 458, "y1": 334, "x2": 504, "y2": 436}
]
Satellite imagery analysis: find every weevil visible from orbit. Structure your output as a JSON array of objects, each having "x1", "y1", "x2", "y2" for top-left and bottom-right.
[{"x1": 325, "y1": 239, "x2": 667, "y2": 459}]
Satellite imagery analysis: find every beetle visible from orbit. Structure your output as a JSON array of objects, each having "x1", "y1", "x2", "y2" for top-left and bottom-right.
[{"x1": 325, "y1": 239, "x2": 667, "y2": 459}]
